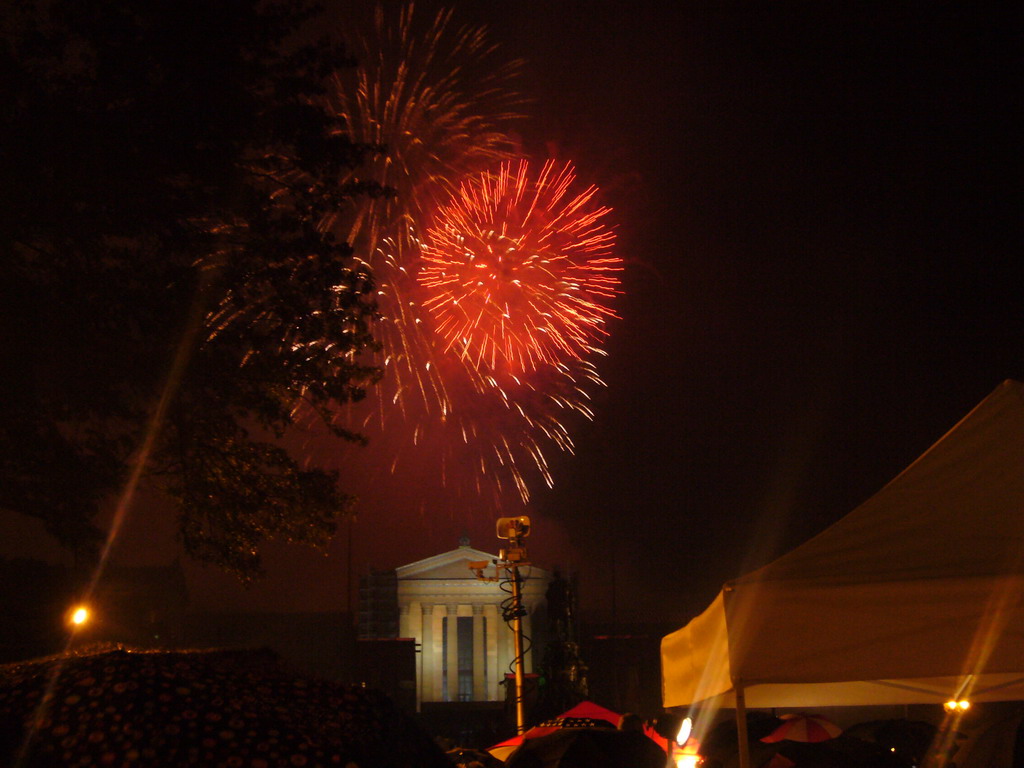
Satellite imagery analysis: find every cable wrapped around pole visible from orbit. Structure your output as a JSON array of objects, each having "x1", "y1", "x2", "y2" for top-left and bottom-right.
[{"x1": 510, "y1": 565, "x2": 527, "y2": 733}]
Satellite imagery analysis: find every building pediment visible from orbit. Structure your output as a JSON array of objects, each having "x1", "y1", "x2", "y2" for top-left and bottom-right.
[
  {"x1": 397, "y1": 546, "x2": 497, "y2": 581},
  {"x1": 397, "y1": 545, "x2": 552, "y2": 583}
]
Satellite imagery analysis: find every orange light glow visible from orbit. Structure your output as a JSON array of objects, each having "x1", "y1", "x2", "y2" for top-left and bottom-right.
[
  {"x1": 674, "y1": 740, "x2": 701, "y2": 768},
  {"x1": 69, "y1": 606, "x2": 90, "y2": 626}
]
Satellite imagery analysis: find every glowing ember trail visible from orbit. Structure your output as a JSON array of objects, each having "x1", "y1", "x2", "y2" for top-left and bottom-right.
[
  {"x1": 419, "y1": 159, "x2": 621, "y2": 378},
  {"x1": 323, "y1": 3, "x2": 521, "y2": 417},
  {"x1": 326, "y1": 4, "x2": 522, "y2": 247}
]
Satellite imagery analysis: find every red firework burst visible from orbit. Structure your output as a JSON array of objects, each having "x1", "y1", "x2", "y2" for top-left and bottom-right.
[{"x1": 418, "y1": 159, "x2": 620, "y2": 376}]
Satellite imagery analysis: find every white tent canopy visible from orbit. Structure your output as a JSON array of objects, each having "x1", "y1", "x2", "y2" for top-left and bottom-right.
[{"x1": 662, "y1": 379, "x2": 1024, "y2": 711}]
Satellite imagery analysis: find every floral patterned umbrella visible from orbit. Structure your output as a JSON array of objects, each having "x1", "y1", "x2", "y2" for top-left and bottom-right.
[{"x1": 0, "y1": 646, "x2": 451, "y2": 768}]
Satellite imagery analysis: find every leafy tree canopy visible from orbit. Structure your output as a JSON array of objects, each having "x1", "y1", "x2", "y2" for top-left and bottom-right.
[{"x1": 0, "y1": 0, "x2": 385, "y2": 578}]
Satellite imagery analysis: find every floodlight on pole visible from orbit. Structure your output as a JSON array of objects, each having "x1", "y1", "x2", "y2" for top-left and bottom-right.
[
  {"x1": 470, "y1": 515, "x2": 532, "y2": 734},
  {"x1": 676, "y1": 716, "x2": 693, "y2": 746}
]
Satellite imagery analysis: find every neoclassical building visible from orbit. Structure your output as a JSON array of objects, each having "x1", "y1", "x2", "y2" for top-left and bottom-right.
[{"x1": 362, "y1": 538, "x2": 550, "y2": 705}]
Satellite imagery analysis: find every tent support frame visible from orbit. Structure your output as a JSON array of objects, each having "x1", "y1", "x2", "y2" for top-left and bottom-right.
[{"x1": 735, "y1": 682, "x2": 750, "y2": 768}]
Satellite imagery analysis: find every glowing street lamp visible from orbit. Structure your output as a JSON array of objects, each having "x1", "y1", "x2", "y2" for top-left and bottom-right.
[{"x1": 68, "y1": 605, "x2": 90, "y2": 628}]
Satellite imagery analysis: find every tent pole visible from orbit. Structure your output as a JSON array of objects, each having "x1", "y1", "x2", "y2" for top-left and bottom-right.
[{"x1": 735, "y1": 683, "x2": 751, "y2": 768}]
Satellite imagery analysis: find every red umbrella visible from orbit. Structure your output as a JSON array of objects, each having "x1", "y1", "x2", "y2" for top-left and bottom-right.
[
  {"x1": 505, "y1": 729, "x2": 667, "y2": 768},
  {"x1": 488, "y1": 701, "x2": 669, "y2": 761},
  {"x1": 489, "y1": 716, "x2": 616, "y2": 760},
  {"x1": 760, "y1": 713, "x2": 842, "y2": 744}
]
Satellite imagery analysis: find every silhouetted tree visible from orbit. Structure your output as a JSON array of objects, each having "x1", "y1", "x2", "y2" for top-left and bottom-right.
[{"x1": 0, "y1": 0, "x2": 386, "y2": 577}]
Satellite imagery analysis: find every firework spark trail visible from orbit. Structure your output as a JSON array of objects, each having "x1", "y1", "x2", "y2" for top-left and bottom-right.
[
  {"x1": 323, "y1": 3, "x2": 522, "y2": 421},
  {"x1": 399, "y1": 158, "x2": 620, "y2": 502},
  {"x1": 326, "y1": 4, "x2": 522, "y2": 248},
  {"x1": 418, "y1": 159, "x2": 621, "y2": 381},
  {"x1": 320, "y1": 5, "x2": 623, "y2": 506}
]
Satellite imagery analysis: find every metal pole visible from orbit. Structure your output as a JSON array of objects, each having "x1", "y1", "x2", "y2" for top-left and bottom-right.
[
  {"x1": 510, "y1": 564, "x2": 527, "y2": 734},
  {"x1": 735, "y1": 683, "x2": 750, "y2": 768}
]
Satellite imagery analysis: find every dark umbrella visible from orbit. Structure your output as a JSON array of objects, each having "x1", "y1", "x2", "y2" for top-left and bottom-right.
[
  {"x1": 447, "y1": 746, "x2": 505, "y2": 767},
  {"x1": 0, "y1": 646, "x2": 450, "y2": 768},
  {"x1": 504, "y1": 729, "x2": 666, "y2": 768},
  {"x1": 698, "y1": 711, "x2": 783, "y2": 768},
  {"x1": 844, "y1": 719, "x2": 938, "y2": 762}
]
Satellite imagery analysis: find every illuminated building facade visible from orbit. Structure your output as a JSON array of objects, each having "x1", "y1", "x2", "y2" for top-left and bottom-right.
[{"x1": 390, "y1": 538, "x2": 550, "y2": 705}]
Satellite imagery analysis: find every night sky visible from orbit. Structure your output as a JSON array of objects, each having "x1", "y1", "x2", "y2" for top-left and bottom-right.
[
  {"x1": 3, "y1": 1, "x2": 1019, "y2": 629},
  {"x1": 464, "y1": 0, "x2": 1021, "y2": 623}
]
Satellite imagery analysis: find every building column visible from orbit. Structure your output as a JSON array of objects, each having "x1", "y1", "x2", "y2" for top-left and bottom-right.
[
  {"x1": 497, "y1": 606, "x2": 513, "y2": 697},
  {"x1": 433, "y1": 604, "x2": 447, "y2": 701},
  {"x1": 421, "y1": 603, "x2": 434, "y2": 702},
  {"x1": 407, "y1": 602, "x2": 422, "y2": 709},
  {"x1": 484, "y1": 604, "x2": 499, "y2": 701},
  {"x1": 472, "y1": 604, "x2": 486, "y2": 701},
  {"x1": 446, "y1": 603, "x2": 459, "y2": 701},
  {"x1": 399, "y1": 602, "x2": 411, "y2": 639}
]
